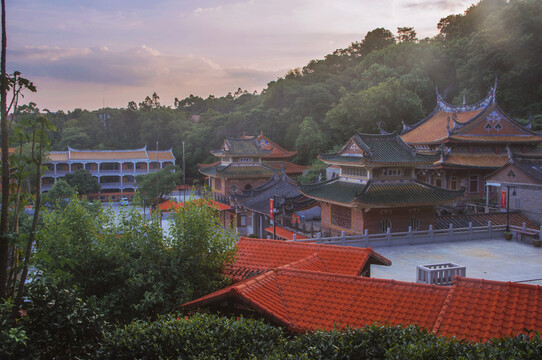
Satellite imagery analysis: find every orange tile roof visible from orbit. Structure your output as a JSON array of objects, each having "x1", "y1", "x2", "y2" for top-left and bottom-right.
[
  {"x1": 183, "y1": 269, "x2": 449, "y2": 332},
  {"x1": 402, "y1": 110, "x2": 483, "y2": 145},
  {"x1": 183, "y1": 273, "x2": 542, "y2": 340},
  {"x1": 147, "y1": 151, "x2": 175, "y2": 161},
  {"x1": 46, "y1": 147, "x2": 175, "y2": 161},
  {"x1": 436, "y1": 153, "x2": 508, "y2": 169},
  {"x1": 225, "y1": 237, "x2": 391, "y2": 282},
  {"x1": 264, "y1": 161, "x2": 307, "y2": 174},
  {"x1": 449, "y1": 135, "x2": 542, "y2": 143},
  {"x1": 48, "y1": 152, "x2": 69, "y2": 162},
  {"x1": 70, "y1": 149, "x2": 149, "y2": 160},
  {"x1": 264, "y1": 226, "x2": 308, "y2": 241},
  {"x1": 434, "y1": 277, "x2": 542, "y2": 341}
]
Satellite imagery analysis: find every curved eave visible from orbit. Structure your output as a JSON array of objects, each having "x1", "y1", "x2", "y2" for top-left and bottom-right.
[
  {"x1": 446, "y1": 136, "x2": 542, "y2": 144},
  {"x1": 297, "y1": 190, "x2": 357, "y2": 208},
  {"x1": 318, "y1": 154, "x2": 364, "y2": 166}
]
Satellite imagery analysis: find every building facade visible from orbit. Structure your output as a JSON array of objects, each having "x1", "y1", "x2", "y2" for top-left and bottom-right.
[
  {"x1": 300, "y1": 132, "x2": 464, "y2": 235},
  {"x1": 42, "y1": 146, "x2": 175, "y2": 200}
]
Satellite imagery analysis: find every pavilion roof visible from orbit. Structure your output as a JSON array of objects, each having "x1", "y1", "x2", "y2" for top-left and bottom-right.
[
  {"x1": 232, "y1": 172, "x2": 316, "y2": 214},
  {"x1": 210, "y1": 138, "x2": 273, "y2": 157},
  {"x1": 264, "y1": 160, "x2": 308, "y2": 175},
  {"x1": 224, "y1": 237, "x2": 391, "y2": 282},
  {"x1": 402, "y1": 84, "x2": 542, "y2": 146},
  {"x1": 198, "y1": 162, "x2": 278, "y2": 179},
  {"x1": 256, "y1": 132, "x2": 297, "y2": 159},
  {"x1": 299, "y1": 179, "x2": 464, "y2": 207},
  {"x1": 319, "y1": 132, "x2": 438, "y2": 166}
]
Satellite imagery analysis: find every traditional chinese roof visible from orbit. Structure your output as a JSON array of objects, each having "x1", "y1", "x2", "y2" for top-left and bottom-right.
[
  {"x1": 434, "y1": 152, "x2": 509, "y2": 169},
  {"x1": 434, "y1": 211, "x2": 539, "y2": 230},
  {"x1": 183, "y1": 269, "x2": 449, "y2": 333},
  {"x1": 198, "y1": 162, "x2": 278, "y2": 179},
  {"x1": 224, "y1": 237, "x2": 391, "y2": 282},
  {"x1": 210, "y1": 138, "x2": 273, "y2": 157},
  {"x1": 264, "y1": 160, "x2": 307, "y2": 175},
  {"x1": 485, "y1": 153, "x2": 542, "y2": 185},
  {"x1": 299, "y1": 179, "x2": 464, "y2": 208},
  {"x1": 183, "y1": 273, "x2": 542, "y2": 341},
  {"x1": 256, "y1": 131, "x2": 297, "y2": 159},
  {"x1": 46, "y1": 146, "x2": 175, "y2": 162},
  {"x1": 402, "y1": 84, "x2": 542, "y2": 145},
  {"x1": 232, "y1": 172, "x2": 316, "y2": 214},
  {"x1": 433, "y1": 277, "x2": 542, "y2": 341},
  {"x1": 319, "y1": 132, "x2": 438, "y2": 167}
]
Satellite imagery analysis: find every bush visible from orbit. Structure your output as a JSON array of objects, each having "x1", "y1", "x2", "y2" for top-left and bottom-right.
[
  {"x1": 99, "y1": 317, "x2": 542, "y2": 359},
  {"x1": 99, "y1": 313, "x2": 285, "y2": 359}
]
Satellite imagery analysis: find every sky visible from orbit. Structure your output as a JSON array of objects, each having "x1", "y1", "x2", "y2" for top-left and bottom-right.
[{"x1": 8, "y1": 0, "x2": 473, "y2": 112}]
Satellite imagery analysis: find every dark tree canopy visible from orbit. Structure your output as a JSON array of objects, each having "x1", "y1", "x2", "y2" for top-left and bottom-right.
[{"x1": 64, "y1": 169, "x2": 101, "y2": 195}]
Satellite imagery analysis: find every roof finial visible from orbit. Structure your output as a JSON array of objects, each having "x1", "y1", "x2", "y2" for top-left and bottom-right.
[
  {"x1": 492, "y1": 75, "x2": 498, "y2": 103},
  {"x1": 506, "y1": 144, "x2": 514, "y2": 163},
  {"x1": 526, "y1": 113, "x2": 533, "y2": 130},
  {"x1": 377, "y1": 121, "x2": 390, "y2": 135},
  {"x1": 462, "y1": 92, "x2": 466, "y2": 106}
]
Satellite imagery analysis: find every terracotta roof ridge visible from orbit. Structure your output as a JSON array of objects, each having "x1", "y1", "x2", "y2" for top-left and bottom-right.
[
  {"x1": 271, "y1": 270, "x2": 296, "y2": 328},
  {"x1": 432, "y1": 276, "x2": 458, "y2": 335},
  {"x1": 278, "y1": 253, "x2": 329, "y2": 272}
]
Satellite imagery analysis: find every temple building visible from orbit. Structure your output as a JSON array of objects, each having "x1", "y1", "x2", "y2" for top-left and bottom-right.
[
  {"x1": 42, "y1": 146, "x2": 175, "y2": 201},
  {"x1": 230, "y1": 171, "x2": 316, "y2": 238},
  {"x1": 485, "y1": 152, "x2": 542, "y2": 224},
  {"x1": 400, "y1": 82, "x2": 542, "y2": 210},
  {"x1": 199, "y1": 132, "x2": 306, "y2": 204},
  {"x1": 300, "y1": 132, "x2": 464, "y2": 235}
]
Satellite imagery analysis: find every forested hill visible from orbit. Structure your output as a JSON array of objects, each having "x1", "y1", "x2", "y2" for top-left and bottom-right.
[{"x1": 23, "y1": 0, "x2": 542, "y2": 180}]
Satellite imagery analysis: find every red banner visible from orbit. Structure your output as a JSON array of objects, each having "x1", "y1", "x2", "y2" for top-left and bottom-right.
[
  {"x1": 500, "y1": 191, "x2": 507, "y2": 209},
  {"x1": 270, "y1": 198, "x2": 274, "y2": 220}
]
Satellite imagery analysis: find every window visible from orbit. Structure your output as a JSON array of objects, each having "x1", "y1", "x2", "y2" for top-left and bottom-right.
[
  {"x1": 215, "y1": 178, "x2": 222, "y2": 191},
  {"x1": 239, "y1": 158, "x2": 252, "y2": 162},
  {"x1": 244, "y1": 184, "x2": 252, "y2": 191},
  {"x1": 408, "y1": 217, "x2": 420, "y2": 230},
  {"x1": 469, "y1": 175, "x2": 479, "y2": 193},
  {"x1": 435, "y1": 178, "x2": 443, "y2": 188},
  {"x1": 450, "y1": 176, "x2": 458, "y2": 190},
  {"x1": 342, "y1": 167, "x2": 367, "y2": 177},
  {"x1": 379, "y1": 218, "x2": 392, "y2": 232},
  {"x1": 231, "y1": 184, "x2": 238, "y2": 193},
  {"x1": 240, "y1": 215, "x2": 247, "y2": 227},
  {"x1": 330, "y1": 205, "x2": 352, "y2": 229},
  {"x1": 382, "y1": 168, "x2": 402, "y2": 177}
]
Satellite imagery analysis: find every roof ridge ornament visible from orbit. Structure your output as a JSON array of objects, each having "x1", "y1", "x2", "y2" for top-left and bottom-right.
[
  {"x1": 506, "y1": 144, "x2": 514, "y2": 164},
  {"x1": 526, "y1": 113, "x2": 533, "y2": 130},
  {"x1": 377, "y1": 121, "x2": 391, "y2": 135}
]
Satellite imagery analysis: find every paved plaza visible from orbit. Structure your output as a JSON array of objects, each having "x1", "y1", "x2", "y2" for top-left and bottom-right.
[{"x1": 371, "y1": 239, "x2": 542, "y2": 285}]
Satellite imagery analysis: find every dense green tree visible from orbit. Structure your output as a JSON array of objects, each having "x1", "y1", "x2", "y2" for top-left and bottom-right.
[
  {"x1": 135, "y1": 165, "x2": 181, "y2": 205},
  {"x1": 295, "y1": 117, "x2": 327, "y2": 164},
  {"x1": 64, "y1": 169, "x2": 101, "y2": 195}
]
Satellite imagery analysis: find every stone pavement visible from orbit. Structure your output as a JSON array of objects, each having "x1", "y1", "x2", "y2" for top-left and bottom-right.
[{"x1": 371, "y1": 239, "x2": 542, "y2": 285}]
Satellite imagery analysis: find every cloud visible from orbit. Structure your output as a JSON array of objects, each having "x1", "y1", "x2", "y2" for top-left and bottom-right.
[
  {"x1": 403, "y1": 0, "x2": 470, "y2": 11},
  {"x1": 8, "y1": 44, "x2": 283, "y2": 110}
]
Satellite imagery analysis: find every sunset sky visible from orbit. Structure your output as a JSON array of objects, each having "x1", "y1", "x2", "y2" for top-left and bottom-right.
[{"x1": 8, "y1": 0, "x2": 472, "y2": 112}]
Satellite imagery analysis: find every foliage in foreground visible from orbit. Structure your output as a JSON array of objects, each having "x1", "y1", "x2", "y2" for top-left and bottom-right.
[
  {"x1": 35, "y1": 197, "x2": 237, "y2": 322},
  {"x1": 100, "y1": 313, "x2": 542, "y2": 360}
]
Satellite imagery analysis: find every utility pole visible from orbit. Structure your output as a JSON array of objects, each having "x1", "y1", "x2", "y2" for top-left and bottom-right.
[{"x1": 182, "y1": 140, "x2": 185, "y2": 201}]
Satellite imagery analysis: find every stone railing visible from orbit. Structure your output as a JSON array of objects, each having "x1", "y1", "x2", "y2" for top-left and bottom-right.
[{"x1": 416, "y1": 263, "x2": 466, "y2": 286}]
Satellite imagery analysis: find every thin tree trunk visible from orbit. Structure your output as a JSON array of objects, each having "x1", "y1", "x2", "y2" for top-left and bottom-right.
[
  {"x1": 0, "y1": 0, "x2": 9, "y2": 299},
  {"x1": 16, "y1": 125, "x2": 43, "y2": 305}
]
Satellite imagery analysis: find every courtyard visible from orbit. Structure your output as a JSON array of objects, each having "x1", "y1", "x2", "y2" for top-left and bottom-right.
[{"x1": 371, "y1": 239, "x2": 542, "y2": 285}]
